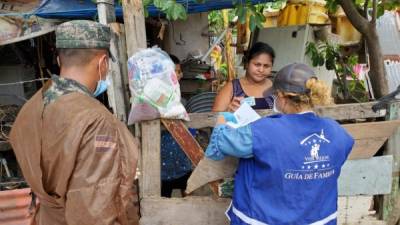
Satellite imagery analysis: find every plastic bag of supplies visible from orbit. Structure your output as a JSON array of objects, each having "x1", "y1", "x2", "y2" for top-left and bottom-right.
[{"x1": 127, "y1": 47, "x2": 189, "y2": 124}]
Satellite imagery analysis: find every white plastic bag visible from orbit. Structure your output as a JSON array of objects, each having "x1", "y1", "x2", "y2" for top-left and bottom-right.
[{"x1": 127, "y1": 47, "x2": 189, "y2": 124}]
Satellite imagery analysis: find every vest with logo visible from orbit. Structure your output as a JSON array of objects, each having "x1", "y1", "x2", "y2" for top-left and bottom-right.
[{"x1": 227, "y1": 113, "x2": 354, "y2": 225}]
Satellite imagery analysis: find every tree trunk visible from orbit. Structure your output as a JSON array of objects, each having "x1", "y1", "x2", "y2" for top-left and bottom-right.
[
  {"x1": 338, "y1": 0, "x2": 388, "y2": 98},
  {"x1": 365, "y1": 24, "x2": 388, "y2": 98}
]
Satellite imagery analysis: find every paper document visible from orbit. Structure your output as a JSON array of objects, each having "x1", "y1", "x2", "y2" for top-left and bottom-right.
[{"x1": 226, "y1": 103, "x2": 261, "y2": 128}]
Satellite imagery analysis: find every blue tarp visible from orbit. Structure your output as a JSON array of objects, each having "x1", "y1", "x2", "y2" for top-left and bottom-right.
[{"x1": 34, "y1": 0, "x2": 271, "y2": 19}]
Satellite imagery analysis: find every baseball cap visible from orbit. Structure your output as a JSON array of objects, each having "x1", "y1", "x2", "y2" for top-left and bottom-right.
[{"x1": 273, "y1": 63, "x2": 317, "y2": 94}]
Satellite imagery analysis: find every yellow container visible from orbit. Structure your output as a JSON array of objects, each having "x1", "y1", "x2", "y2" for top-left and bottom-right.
[
  {"x1": 263, "y1": 10, "x2": 280, "y2": 28},
  {"x1": 332, "y1": 6, "x2": 361, "y2": 44},
  {"x1": 278, "y1": 0, "x2": 330, "y2": 26}
]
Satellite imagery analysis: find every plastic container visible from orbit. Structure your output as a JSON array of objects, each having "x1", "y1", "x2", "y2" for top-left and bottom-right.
[
  {"x1": 278, "y1": 0, "x2": 329, "y2": 26},
  {"x1": 263, "y1": 10, "x2": 280, "y2": 28},
  {"x1": 331, "y1": 6, "x2": 361, "y2": 44}
]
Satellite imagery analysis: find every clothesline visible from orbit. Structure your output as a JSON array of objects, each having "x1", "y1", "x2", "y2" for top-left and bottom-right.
[{"x1": 0, "y1": 78, "x2": 49, "y2": 86}]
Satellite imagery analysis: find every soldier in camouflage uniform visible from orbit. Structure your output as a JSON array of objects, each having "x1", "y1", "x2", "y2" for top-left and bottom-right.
[{"x1": 10, "y1": 20, "x2": 139, "y2": 225}]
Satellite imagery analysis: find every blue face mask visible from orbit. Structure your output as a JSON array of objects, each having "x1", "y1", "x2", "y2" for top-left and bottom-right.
[
  {"x1": 93, "y1": 78, "x2": 110, "y2": 97},
  {"x1": 93, "y1": 59, "x2": 110, "y2": 97}
]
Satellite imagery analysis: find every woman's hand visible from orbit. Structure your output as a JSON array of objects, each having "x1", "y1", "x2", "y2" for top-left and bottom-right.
[
  {"x1": 216, "y1": 115, "x2": 226, "y2": 125},
  {"x1": 227, "y1": 96, "x2": 244, "y2": 112}
]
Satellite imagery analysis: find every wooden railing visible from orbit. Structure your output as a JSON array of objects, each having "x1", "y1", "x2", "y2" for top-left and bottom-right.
[{"x1": 138, "y1": 102, "x2": 400, "y2": 225}]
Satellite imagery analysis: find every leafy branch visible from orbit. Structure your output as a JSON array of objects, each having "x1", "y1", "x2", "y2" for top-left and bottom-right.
[{"x1": 306, "y1": 42, "x2": 369, "y2": 103}]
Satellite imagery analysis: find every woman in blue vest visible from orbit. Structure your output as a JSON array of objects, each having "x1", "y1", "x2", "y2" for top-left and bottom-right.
[
  {"x1": 213, "y1": 42, "x2": 275, "y2": 112},
  {"x1": 206, "y1": 63, "x2": 354, "y2": 225}
]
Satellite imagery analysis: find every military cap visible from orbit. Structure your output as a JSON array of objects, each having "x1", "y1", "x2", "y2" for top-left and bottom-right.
[
  {"x1": 56, "y1": 20, "x2": 111, "y2": 49},
  {"x1": 56, "y1": 20, "x2": 116, "y2": 61}
]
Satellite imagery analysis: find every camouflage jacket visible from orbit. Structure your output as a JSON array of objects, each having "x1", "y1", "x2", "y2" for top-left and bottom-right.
[{"x1": 43, "y1": 75, "x2": 93, "y2": 106}]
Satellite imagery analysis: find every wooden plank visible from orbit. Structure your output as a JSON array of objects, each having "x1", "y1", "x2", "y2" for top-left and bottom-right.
[
  {"x1": 381, "y1": 102, "x2": 400, "y2": 224},
  {"x1": 342, "y1": 120, "x2": 400, "y2": 160},
  {"x1": 112, "y1": 23, "x2": 131, "y2": 117},
  {"x1": 140, "y1": 197, "x2": 230, "y2": 225},
  {"x1": 313, "y1": 102, "x2": 386, "y2": 121},
  {"x1": 348, "y1": 137, "x2": 387, "y2": 160},
  {"x1": 97, "y1": 1, "x2": 128, "y2": 122},
  {"x1": 161, "y1": 119, "x2": 204, "y2": 164},
  {"x1": 338, "y1": 156, "x2": 393, "y2": 196},
  {"x1": 121, "y1": 0, "x2": 147, "y2": 137},
  {"x1": 186, "y1": 157, "x2": 238, "y2": 194},
  {"x1": 161, "y1": 119, "x2": 219, "y2": 195},
  {"x1": 343, "y1": 120, "x2": 400, "y2": 140},
  {"x1": 185, "y1": 102, "x2": 386, "y2": 129},
  {"x1": 121, "y1": 0, "x2": 147, "y2": 57},
  {"x1": 140, "y1": 120, "x2": 161, "y2": 197},
  {"x1": 140, "y1": 196, "x2": 385, "y2": 225}
]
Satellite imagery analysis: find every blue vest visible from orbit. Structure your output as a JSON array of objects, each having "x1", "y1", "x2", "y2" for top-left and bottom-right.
[{"x1": 227, "y1": 113, "x2": 354, "y2": 225}]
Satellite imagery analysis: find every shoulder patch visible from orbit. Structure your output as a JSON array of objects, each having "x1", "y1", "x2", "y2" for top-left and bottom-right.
[{"x1": 95, "y1": 135, "x2": 116, "y2": 152}]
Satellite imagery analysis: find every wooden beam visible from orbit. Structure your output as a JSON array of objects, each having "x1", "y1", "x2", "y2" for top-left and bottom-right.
[
  {"x1": 348, "y1": 137, "x2": 387, "y2": 160},
  {"x1": 97, "y1": 0, "x2": 128, "y2": 122},
  {"x1": 338, "y1": 156, "x2": 393, "y2": 196},
  {"x1": 121, "y1": 0, "x2": 148, "y2": 137},
  {"x1": 121, "y1": 0, "x2": 147, "y2": 57},
  {"x1": 111, "y1": 23, "x2": 131, "y2": 117},
  {"x1": 140, "y1": 120, "x2": 161, "y2": 197},
  {"x1": 186, "y1": 157, "x2": 238, "y2": 194},
  {"x1": 140, "y1": 197, "x2": 230, "y2": 225},
  {"x1": 139, "y1": 196, "x2": 386, "y2": 225},
  {"x1": 184, "y1": 102, "x2": 386, "y2": 129},
  {"x1": 380, "y1": 102, "x2": 400, "y2": 224},
  {"x1": 343, "y1": 120, "x2": 400, "y2": 140},
  {"x1": 161, "y1": 119, "x2": 219, "y2": 195}
]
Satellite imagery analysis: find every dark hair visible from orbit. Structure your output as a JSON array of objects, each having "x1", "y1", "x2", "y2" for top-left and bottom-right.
[
  {"x1": 169, "y1": 54, "x2": 180, "y2": 64},
  {"x1": 57, "y1": 48, "x2": 107, "y2": 67},
  {"x1": 245, "y1": 42, "x2": 275, "y2": 64}
]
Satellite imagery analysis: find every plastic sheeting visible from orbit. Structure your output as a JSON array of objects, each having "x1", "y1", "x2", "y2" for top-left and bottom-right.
[{"x1": 34, "y1": 0, "x2": 271, "y2": 19}]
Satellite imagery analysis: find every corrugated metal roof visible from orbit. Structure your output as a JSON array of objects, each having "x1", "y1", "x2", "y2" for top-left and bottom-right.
[
  {"x1": 377, "y1": 12, "x2": 400, "y2": 56},
  {"x1": 0, "y1": 188, "x2": 33, "y2": 225},
  {"x1": 386, "y1": 60, "x2": 400, "y2": 93}
]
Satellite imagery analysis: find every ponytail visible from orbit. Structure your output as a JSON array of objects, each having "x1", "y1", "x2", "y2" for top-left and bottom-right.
[{"x1": 305, "y1": 78, "x2": 333, "y2": 106}]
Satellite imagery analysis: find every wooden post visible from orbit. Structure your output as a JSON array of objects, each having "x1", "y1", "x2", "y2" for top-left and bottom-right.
[
  {"x1": 222, "y1": 9, "x2": 235, "y2": 80},
  {"x1": 111, "y1": 23, "x2": 131, "y2": 116},
  {"x1": 121, "y1": 0, "x2": 148, "y2": 137},
  {"x1": 121, "y1": 0, "x2": 147, "y2": 57},
  {"x1": 379, "y1": 102, "x2": 400, "y2": 225},
  {"x1": 140, "y1": 120, "x2": 161, "y2": 197},
  {"x1": 97, "y1": 0, "x2": 128, "y2": 122}
]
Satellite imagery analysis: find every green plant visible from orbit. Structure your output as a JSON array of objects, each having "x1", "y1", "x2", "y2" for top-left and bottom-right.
[
  {"x1": 208, "y1": 9, "x2": 237, "y2": 34},
  {"x1": 117, "y1": 0, "x2": 270, "y2": 30},
  {"x1": 306, "y1": 42, "x2": 369, "y2": 103},
  {"x1": 323, "y1": 0, "x2": 400, "y2": 98},
  {"x1": 326, "y1": 0, "x2": 399, "y2": 17}
]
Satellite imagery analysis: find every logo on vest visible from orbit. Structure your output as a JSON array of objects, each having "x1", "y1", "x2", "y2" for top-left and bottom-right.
[{"x1": 284, "y1": 130, "x2": 336, "y2": 181}]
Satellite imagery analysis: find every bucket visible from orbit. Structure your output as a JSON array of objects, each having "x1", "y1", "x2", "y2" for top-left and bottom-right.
[{"x1": 278, "y1": 0, "x2": 330, "y2": 26}]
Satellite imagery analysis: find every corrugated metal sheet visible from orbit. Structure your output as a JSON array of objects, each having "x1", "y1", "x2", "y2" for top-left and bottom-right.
[
  {"x1": 385, "y1": 60, "x2": 400, "y2": 93},
  {"x1": 0, "y1": 188, "x2": 33, "y2": 225},
  {"x1": 377, "y1": 12, "x2": 400, "y2": 56}
]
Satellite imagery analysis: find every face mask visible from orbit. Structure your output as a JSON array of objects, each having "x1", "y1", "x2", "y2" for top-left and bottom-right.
[
  {"x1": 273, "y1": 96, "x2": 282, "y2": 114},
  {"x1": 93, "y1": 77, "x2": 110, "y2": 97},
  {"x1": 93, "y1": 58, "x2": 110, "y2": 97}
]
